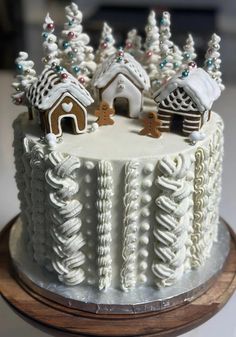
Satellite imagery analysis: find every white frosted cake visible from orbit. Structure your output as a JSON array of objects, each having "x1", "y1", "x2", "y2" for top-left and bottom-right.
[{"x1": 11, "y1": 4, "x2": 225, "y2": 295}]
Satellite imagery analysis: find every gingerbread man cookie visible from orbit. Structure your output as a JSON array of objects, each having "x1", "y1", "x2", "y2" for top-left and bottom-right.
[
  {"x1": 139, "y1": 112, "x2": 162, "y2": 138},
  {"x1": 95, "y1": 101, "x2": 115, "y2": 126}
]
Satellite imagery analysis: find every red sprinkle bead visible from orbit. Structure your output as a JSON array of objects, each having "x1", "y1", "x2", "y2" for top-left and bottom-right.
[
  {"x1": 79, "y1": 77, "x2": 85, "y2": 84},
  {"x1": 118, "y1": 50, "x2": 124, "y2": 57},
  {"x1": 16, "y1": 97, "x2": 22, "y2": 104},
  {"x1": 61, "y1": 73, "x2": 68, "y2": 80},
  {"x1": 188, "y1": 61, "x2": 197, "y2": 69},
  {"x1": 146, "y1": 50, "x2": 153, "y2": 58},
  {"x1": 101, "y1": 42, "x2": 108, "y2": 49},
  {"x1": 126, "y1": 42, "x2": 132, "y2": 49},
  {"x1": 47, "y1": 23, "x2": 54, "y2": 30},
  {"x1": 68, "y1": 31, "x2": 74, "y2": 39}
]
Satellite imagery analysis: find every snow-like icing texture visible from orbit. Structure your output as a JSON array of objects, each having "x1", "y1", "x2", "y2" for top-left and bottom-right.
[
  {"x1": 154, "y1": 68, "x2": 221, "y2": 113},
  {"x1": 27, "y1": 67, "x2": 93, "y2": 110},
  {"x1": 182, "y1": 34, "x2": 197, "y2": 66},
  {"x1": 152, "y1": 154, "x2": 194, "y2": 287},
  {"x1": 143, "y1": 10, "x2": 160, "y2": 66},
  {"x1": 121, "y1": 161, "x2": 139, "y2": 291},
  {"x1": 92, "y1": 52, "x2": 150, "y2": 91},
  {"x1": 96, "y1": 160, "x2": 113, "y2": 291},
  {"x1": 46, "y1": 151, "x2": 85, "y2": 285}
]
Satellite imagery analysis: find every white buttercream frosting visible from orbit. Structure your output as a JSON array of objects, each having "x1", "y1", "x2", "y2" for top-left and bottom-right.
[
  {"x1": 96, "y1": 160, "x2": 113, "y2": 291},
  {"x1": 152, "y1": 153, "x2": 194, "y2": 287},
  {"x1": 45, "y1": 151, "x2": 85, "y2": 285},
  {"x1": 121, "y1": 161, "x2": 139, "y2": 291}
]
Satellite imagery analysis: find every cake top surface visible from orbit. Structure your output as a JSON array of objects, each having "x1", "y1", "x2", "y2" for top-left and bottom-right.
[
  {"x1": 92, "y1": 52, "x2": 150, "y2": 91},
  {"x1": 20, "y1": 111, "x2": 221, "y2": 161},
  {"x1": 26, "y1": 67, "x2": 94, "y2": 110},
  {"x1": 153, "y1": 68, "x2": 221, "y2": 113}
]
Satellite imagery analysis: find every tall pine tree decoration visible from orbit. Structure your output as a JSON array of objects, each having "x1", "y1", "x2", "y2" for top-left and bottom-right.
[
  {"x1": 143, "y1": 10, "x2": 160, "y2": 67},
  {"x1": 42, "y1": 13, "x2": 60, "y2": 67},
  {"x1": 12, "y1": 52, "x2": 37, "y2": 119},
  {"x1": 95, "y1": 22, "x2": 116, "y2": 64},
  {"x1": 60, "y1": 2, "x2": 96, "y2": 86},
  {"x1": 158, "y1": 11, "x2": 175, "y2": 87},
  {"x1": 182, "y1": 34, "x2": 197, "y2": 67},
  {"x1": 172, "y1": 44, "x2": 183, "y2": 73},
  {"x1": 204, "y1": 33, "x2": 225, "y2": 91},
  {"x1": 124, "y1": 29, "x2": 143, "y2": 62}
]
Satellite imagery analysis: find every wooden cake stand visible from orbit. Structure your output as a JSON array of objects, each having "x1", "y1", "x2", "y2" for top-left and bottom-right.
[{"x1": 1, "y1": 216, "x2": 236, "y2": 337}]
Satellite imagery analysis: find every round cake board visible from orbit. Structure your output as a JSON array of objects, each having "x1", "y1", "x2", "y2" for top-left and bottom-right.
[{"x1": 1, "y1": 216, "x2": 236, "y2": 337}]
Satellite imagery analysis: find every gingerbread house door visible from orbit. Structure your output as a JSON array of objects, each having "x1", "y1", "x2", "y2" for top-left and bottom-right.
[
  {"x1": 47, "y1": 93, "x2": 87, "y2": 137},
  {"x1": 101, "y1": 74, "x2": 142, "y2": 118}
]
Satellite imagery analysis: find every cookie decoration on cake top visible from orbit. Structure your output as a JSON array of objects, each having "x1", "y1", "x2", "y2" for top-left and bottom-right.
[{"x1": 11, "y1": 4, "x2": 224, "y2": 140}]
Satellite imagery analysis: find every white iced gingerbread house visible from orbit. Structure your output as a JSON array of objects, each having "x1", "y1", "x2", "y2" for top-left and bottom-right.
[
  {"x1": 153, "y1": 68, "x2": 221, "y2": 136},
  {"x1": 27, "y1": 67, "x2": 93, "y2": 137},
  {"x1": 92, "y1": 51, "x2": 150, "y2": 118}
]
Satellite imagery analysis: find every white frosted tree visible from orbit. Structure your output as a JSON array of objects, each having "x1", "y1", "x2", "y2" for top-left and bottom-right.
[
  {"x1": 12, "y1": 52, "x2": 37, "y2": 105},
  {"x1": 60, "y1": 2, "x2": 96, "y2": 86},
  {"x1": 182, "y1": 34, "x2": 197, "y2": 66},
  {"x1": 204, "y1": 33, "x2": 225, "y2": 91},
  {"x1": 12, "y1": 52, "x2": 37, "y2": 119},
  {"x1": 158, "y1": 11, "x2": 175, "y2": 87},
  {"x1": 172, "y1": 45, "x2": 183, "y2": 73},
  {"x1": 143, "y1": 10, "x2": 160, "y2": 67},
  {"x1": 42, "y1": 13, "x2": 60, "y2": 67},
  {"x1": 124, "y1": 29, "x2": 143, "y2": 62},
  {"x1": 95, "y1": 22, "x2": 116, "y2": 64}
]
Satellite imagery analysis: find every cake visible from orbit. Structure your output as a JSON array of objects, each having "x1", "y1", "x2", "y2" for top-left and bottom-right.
[{"x1": 11, "y1": 3, "x2": 225, "y2": 297}]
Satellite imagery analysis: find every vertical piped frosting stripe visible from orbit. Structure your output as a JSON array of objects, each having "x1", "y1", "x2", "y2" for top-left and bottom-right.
[
  {"x1": 191, "y1": 147, "x2": 209, "y2": 268},
  {"x1": 46, "y1": 151, "x2": 85, "y2": 285},
  {"x1": 121, "y1": 161, "x2": 139, "y2": 291},
  {"x1": 96, "y1": 160, "x2": 113, "y2": 291},
  {"x1": 30, "y1": 142, "x2": 47, "y2": 266},
  {"x1": 152, "y1": 154, "x2": 193, "y2": 288}
]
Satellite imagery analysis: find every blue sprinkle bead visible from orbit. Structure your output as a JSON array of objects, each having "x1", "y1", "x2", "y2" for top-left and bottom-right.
[
  {"x1": 16, "y1": 63, "x2": 23, "y2": 73},
  {"x1": 73, "y1": 65, "x2": 80, "y2": 74},
  {"x1": 206, "y1": 58, "x2": 213, "y2": 66},
  {"x1": 63, "y1": 41, "x2": 69, "y2": 49},
  {"x1": 42, "y1": 32, "x2": 48, "y2": 39},
  {"x1": 181, "y1": 69, "x2": 189, "y2": 78},
  {"x1": 55, "y1": 65, "x2": 63, "y2": 73}
]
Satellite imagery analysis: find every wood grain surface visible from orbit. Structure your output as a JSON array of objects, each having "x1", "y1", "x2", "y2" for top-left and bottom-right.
[{"x1": 0, "y1": 217, "x2": 236, "y2": 337}]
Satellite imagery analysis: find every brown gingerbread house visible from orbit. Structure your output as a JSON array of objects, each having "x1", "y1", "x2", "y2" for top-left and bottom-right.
[
  {"x1": 153, "y1": 68, "x2": 221, "y2": 136},
  {"x1": 92, "y1": 51, "x2": 150, "y2": 118},
  {"x1": 27, "y1": 68, "x2": 93, "y2": 137}
]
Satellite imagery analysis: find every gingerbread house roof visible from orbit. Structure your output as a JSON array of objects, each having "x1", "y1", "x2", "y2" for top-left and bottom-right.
[
  {"x1": 153, "y1": 68, "x2": 221, "y2": 113},
  {"x1": 92, "y1": 52, "x2": 150, "y2": 91},
  {"x1": 27, "y1": 67, "x2": 93, "y2": 110}
]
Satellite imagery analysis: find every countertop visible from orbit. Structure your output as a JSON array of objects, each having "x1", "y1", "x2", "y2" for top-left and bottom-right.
[{"x1": 0, "y1": 71, "x2": 236, "y2": 337}]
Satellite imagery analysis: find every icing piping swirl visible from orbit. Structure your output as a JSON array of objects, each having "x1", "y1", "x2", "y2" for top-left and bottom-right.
[
  {"x1": 152, "y1": 154, "x2": 193, "y2": 287},
  {"x1": 121, "y1": 161, "x2": 139, "y2": 291},
  {"x1": 96, "y1": 160, "x2": 113, "y2": 291},
  {"x1": 46, "y1": 151, "x2": 85, "y2": 285}
]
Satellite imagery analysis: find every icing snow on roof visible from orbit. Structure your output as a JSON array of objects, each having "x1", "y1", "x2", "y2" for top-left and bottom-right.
[
  {"x1": 27, "y1": 67, "x2": 93, "y2": 110},
  {"x1": 92, "y1": 52, "x2": 150, "y2": 91},
  {"x1": 153, "y1": 68, "x2": 221, "y2": 113}
]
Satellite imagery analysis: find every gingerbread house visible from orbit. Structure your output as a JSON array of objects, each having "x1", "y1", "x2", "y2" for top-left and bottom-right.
[
  {"x1": 92, "y1": 51, "x2": 150, "y2": 118},
  {"x1": 27, "y1": 67, "x2": 94, "y2": 137},
  {"x1": 153, "y1": 68, "x2": 221, "y2": 136}
]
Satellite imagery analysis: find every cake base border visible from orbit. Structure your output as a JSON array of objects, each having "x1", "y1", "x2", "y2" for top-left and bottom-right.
[{"x1": 0, "y1": 216, "x2": 236, "y2": 336}]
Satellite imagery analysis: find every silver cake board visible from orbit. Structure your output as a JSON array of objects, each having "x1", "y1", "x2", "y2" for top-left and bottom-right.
[{"x1": 9, "y1": 217, "x2": 230, "y2": 315}]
